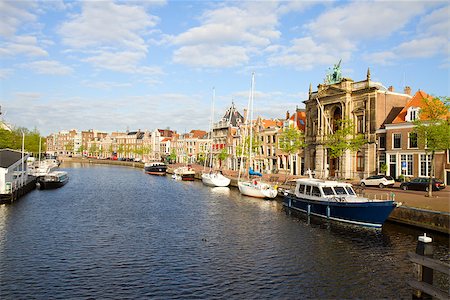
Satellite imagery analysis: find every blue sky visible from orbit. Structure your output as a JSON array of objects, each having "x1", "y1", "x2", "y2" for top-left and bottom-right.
[{"x1": 1, "y1": 0, "x2": 449, "y2": 136}]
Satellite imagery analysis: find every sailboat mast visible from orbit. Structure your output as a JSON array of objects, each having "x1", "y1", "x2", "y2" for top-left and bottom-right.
[
  {"x1": 209, "y1": 87, "x2": 215, "y2": 171},
  {"x1": 249, "y1": 72, "x2": 255, "y2": 176}
]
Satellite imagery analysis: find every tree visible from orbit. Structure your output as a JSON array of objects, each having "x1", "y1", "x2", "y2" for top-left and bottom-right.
[
  {"x1": 324, "y1": 119, "x2": 366, "y2": 177},
  {"x1": 278, "y1": 125, "x2": 306, "y2": 174},
  {"x1": 167, "y1": 149, "x2": 177, "y2": 164},
  {"x1": 217, "y1": 148, "x2": 228, "y2": 169},
  {"x1": 414, "y1": 96, "x2": 450, "y2": 197}
]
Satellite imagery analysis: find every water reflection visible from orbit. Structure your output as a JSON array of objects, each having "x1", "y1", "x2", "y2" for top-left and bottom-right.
[{"x1": 0, "y1": 163, "x2": 448, "y2": 299}]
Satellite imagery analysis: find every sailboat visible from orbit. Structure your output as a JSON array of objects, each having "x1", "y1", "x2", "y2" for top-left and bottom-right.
[
  {"x1": 201, "y1": 88, "x2": 231, "y2": 187},
  {"x1": 237, "y1": 73, "x2": 277, "y2": 199}
]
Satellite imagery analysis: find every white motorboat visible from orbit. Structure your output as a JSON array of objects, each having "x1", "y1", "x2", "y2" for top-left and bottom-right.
[{"x1": 173, "y1": 166, "x2": 196, "y2": 181}]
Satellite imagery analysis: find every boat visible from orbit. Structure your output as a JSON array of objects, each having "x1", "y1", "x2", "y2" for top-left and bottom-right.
[
  {"x1": 144, "y1": 162, "x2": 167, "y2": 176},
  {"x1": 237, "y1": 73, "x2": 277, "y2": 199},
  {"x1": 201, "y1": 171, "x2": 230, "y2": 187},
  {"x1": 36, "y1": 171, "x2": 69, "y2": 190},
  {"x1": 283, "y1": 173, "x2": 398, "y2": 228},
  {"x1": 172, "y1": 165, "x2": 196, "y2": 181},
  {"x1": 201, "y1": 87, "x2": 231, "y2": 187}
]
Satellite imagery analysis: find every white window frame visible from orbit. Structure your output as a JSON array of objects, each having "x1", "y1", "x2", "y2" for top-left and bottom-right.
[
  {"x1": 419, "y1": 154, "x2": 432, "y2": 177},
  {"x1": 408, "y1": 132, "x2": 418, "y2": 149},
  {"x1": 393, "y1": 133, "x2": 402, "y2": 149},
  {"x1": 400, "y1": 154, "x2": 413, "y2": 176}
]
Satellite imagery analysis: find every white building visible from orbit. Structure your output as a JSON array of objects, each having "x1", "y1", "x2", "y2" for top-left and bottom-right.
[{"x1": 0, "y1": 149, "x2": 30, "y2": 194}]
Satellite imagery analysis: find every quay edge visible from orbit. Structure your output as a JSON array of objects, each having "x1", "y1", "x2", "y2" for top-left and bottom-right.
[{"x1": 60, "y1": 158, "x2": 450, "y2": 235}]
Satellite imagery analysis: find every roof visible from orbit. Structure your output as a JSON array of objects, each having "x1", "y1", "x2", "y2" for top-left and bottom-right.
[
  {"x1": 0, "y1": 149, "x2": 26, "y2": 168},
  {"x1": 161, "y1": 137, "x2": 171, "y2": 142},
  {"x1": 190, "y1": 129, "x2": 207, "y2": 138},
  {"x1": 221, "y1": 102, "x2": 244, "y2": 127},
  {"x1": 260, "y1": 119, "x2": 283, "y2": 129},
  {"x1": 392, "y1": 90, "x2": 447, "y2": 123}
]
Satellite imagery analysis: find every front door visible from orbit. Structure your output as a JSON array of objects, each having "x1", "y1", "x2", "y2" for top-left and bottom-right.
[{"x1": 329, "y1": 158, "x2": 336, "y2": 177}]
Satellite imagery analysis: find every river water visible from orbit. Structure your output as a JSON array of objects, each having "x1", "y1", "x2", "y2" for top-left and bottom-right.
[{"x1": 0, "y1": 163, "x2": 448, "y2": 299}]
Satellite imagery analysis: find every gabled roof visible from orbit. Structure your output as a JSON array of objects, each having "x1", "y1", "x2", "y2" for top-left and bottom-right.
[
  {"x1": 260, "y1": 119, "x2": 283, "y2": 129},
  {"x1": 190, "y1": 130, "x2": 207, "y2": 138},
  {"x1": 161, "y1": 137, "x2": 171, "y2": 142},
  {"x1": 0, "y1": 149, "x2": 26, "y2": 168},
  {"x1": 392, "y1": 90, "x2": 444, "y2": 123},
  {"x1": 221, "y1": 102, "x2": 244, "y2": 127}
]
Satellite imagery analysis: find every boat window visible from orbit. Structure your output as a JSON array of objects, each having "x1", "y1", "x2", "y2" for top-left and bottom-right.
[
  {"x1": 333, "y1": 186, "x2": 347, "y2": 195},
  {"x1": 305, "y1": 185, "x2": 312, "y2": 195},
  {"x1": 312, "y1": 186, "x2": 321, "y2": 197},
  {"x1": 345, "y1": 186, "x2": 355, "y2": 195},
  {"x1": 322, "y1": 187, "x2": 335, "y2": 196},
  {"x1": 298, "y1": 184, "x2": 306, "y2": 194}
]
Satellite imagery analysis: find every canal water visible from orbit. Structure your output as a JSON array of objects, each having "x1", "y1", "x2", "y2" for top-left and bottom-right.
[{"x1": 0, "y1": 163, "x2": 448, "y2": 299}]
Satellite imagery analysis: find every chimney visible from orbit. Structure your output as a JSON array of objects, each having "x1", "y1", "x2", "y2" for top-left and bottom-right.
[
  {"x1": 404, "y1": 86, "x2": 411, "y2": 95},
  {"x1": 243, "y1": 109, "x2": 248, "y2": 123},
  {"x1": 388, "y1": 86, "x2": 394, "y2": 92},
  {"x1": 286, "y1": 110, "x2": 290, "y2": 120}
]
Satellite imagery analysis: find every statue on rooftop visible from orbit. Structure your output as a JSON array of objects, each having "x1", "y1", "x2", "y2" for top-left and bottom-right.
[{"x1": 325, "y1": 59, "x2": 342, "y2": 84}]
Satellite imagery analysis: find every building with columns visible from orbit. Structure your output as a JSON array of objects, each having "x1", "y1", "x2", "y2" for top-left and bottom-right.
[{"x1": 304, "y1": 66, "x2": 412, "y2": 179}]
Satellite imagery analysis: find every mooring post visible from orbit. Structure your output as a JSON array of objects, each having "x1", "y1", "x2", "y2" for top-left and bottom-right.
[{"x1": 413, "y1": 233, "x2": 434, "y2": 299}]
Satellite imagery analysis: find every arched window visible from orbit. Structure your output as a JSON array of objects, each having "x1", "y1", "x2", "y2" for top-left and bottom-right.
[{"x1": 356, "y1": 151, "x2": 364, "y2": 172}]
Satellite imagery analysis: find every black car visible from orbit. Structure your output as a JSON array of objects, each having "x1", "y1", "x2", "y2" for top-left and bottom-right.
[{"x1": 400, "y1": 177, "x2": 446, "y2": 191}]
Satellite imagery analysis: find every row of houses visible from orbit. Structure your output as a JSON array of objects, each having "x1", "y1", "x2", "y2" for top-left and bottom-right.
[{"x1": 45, "y1": 67, "x2": 449, "y2": 185}]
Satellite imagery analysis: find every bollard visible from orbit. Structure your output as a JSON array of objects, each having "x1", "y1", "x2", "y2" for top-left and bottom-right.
[{"x1": 413, "y1": 233, "x2": 433, "y2": 299}]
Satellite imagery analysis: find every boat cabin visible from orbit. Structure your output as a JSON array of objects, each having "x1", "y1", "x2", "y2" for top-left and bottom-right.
[{"x1": 294, "y1": 179, "x2": 356, "y2": 199}]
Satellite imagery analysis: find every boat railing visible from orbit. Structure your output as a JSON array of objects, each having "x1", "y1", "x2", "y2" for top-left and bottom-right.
[{"x1": 355, "y1": 191, "x2": 395, "y2": 201}]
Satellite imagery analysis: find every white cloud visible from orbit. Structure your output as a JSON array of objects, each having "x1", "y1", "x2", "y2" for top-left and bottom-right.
[
  {"x1": 173, "y1": 45, "x2": 249, "y2": 67},
  {"x1": 268, "y1": 37, "x2": 348, "y2": 70},
  {"x1": 0, "y1": 1, "x2": 36, "y2": 37},
  {"x1": 59, "y1": 1, "x2": 158, "y2": 51},
  {"x1": 0, "y1": 35, "x2": 48, "y2": 57},
  {"x1": 25, "y1": 60, "x2": 73, "y2": 75},
  {"x1": 170, "y1": 2, "x2": 281, "y2": 68},
  {"x1": 58, "y1": 0, "x2": 161, "y2": 74}
]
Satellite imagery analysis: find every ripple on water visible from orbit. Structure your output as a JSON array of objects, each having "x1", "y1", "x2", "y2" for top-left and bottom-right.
[{"x1": 0, "y1": 164, "x2": 448, "y2": 299}]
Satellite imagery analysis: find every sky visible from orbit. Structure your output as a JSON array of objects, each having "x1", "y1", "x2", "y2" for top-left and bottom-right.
[{"x1": 1, "y1": 0, "x2": 449, "y2": 136}]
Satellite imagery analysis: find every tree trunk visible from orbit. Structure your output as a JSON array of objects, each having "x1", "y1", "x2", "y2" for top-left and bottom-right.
[{"x1": 428, "y1": 151, "x2": 435, "y2": 197}]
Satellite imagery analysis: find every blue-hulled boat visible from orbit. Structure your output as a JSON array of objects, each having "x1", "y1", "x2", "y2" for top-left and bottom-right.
[{"x1": 283, "y1": 176, "x2": 399, "y2": 228}]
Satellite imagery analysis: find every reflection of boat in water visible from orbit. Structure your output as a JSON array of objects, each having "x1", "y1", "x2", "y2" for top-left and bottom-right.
[
  {"x1": 36, "y1": 171, "x2": 69, "y2": 190},
  {"x1": 144, "y1": 162, "x2": 167, "y2": 176},
  {"x1": 172, "y1": 166, "x2": 196, "y2": 181},
  {"x1": 283, "y1": 175, "x2": 398, "y2": 228},
  {"x1": 211, "y1": 186, "x2": 230, "y2": 195}
]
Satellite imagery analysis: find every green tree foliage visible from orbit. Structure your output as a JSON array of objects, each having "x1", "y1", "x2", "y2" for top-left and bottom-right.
[
  {"x1": 325, "y1": 119, "x2": 366, "y2": 159},
  {"x1": 217, "y1": 148, "x2": 228, "y2": 168},
  {"x1": 167, "y1": 149, "x2": 177, "y2": 164},
  {"x1": 0, "y1": 127, "x2": 46, "y2": 155},
  {"x1": 278, "y1": 125, "x2": 306, "y2": 155},
  {"x1": 236, "y1": 135, "x2": 261, "y2": 158},
  {"x1": 414, "y1": 96, "x2": 450, "y2": 197}
]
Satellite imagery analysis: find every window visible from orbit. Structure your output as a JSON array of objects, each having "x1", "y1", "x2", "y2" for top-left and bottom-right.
[
  {"x1": 334, "y1": 186, "x2": 347, "y2": 195},
  {"x1": 357, "y1": 115, "x2": 364, "y2": 133},
  {"x1": 379, "y1": 153, "x2": 386, "y2": 173},
  {"x1": 298, "y1": 184, "x2": 306, "y2": 194},
  {"x1": 400, "y1": 154, "x2": 413, "y2": 176},
  {"x1": 345, "y1": 187, "x2": 355, "y2": 195},
  {"x1": 356, "y1": 151, "x2": 364, "y2": 172},
  {"x1": 408, "y1": 132, "x2": 418, "y2": 148},
  {"x1": 379, "y1": 136, "x2": 386, "y2": 149},
  {"x1": 312, "y1": 186, "x2": 321, "y2": 197},
  {"x1": 322, "y1": 187, "x2": 335, "y2": 196},
  {"x1": 393, "y1": 133, "x2": 401, "y2": 149},
  {"x1": 420, "y1": 154, "x2": 432, "y2": 177}
]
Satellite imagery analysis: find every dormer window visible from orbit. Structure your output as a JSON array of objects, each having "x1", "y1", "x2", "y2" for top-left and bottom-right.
[{"x1": 405, "y1": 107, "x2": 420, "y2": 122}]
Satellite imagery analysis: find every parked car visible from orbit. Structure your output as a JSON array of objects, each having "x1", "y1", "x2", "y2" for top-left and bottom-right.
[
  {"x1": 400, "y1": 177, "x2": 446, "y2": 191},
  {"x1": 360, "y1": 175, "x2": 395, "y2": 188}
]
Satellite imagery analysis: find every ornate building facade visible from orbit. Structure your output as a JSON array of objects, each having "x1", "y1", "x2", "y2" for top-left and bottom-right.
[{"x1": 304, "y1": 67, "x2": 412, "y2": 179}]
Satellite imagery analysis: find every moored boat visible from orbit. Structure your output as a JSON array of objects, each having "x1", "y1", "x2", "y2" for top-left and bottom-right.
[
  {"x1": 36, "y1": 171, "x2": 69, "y2": 190},
  {"x1": 201, "y1": 171, "x2": 231, "y2": 187},
  {"x1": 173, "y1": 166, "x2": 196, "y2": 181},
  {"x1": 144, "y1": 162, "x2": 167, "y2": 176},
  {"x1": 283, "y1": 176, "x2": 398, "y2": 228}
]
